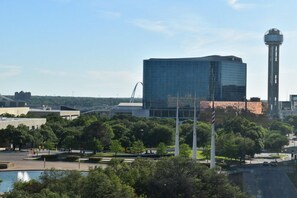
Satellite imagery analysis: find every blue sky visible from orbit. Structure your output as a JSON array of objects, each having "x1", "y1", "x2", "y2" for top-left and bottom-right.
[{"x1": 0, "y1": 0, "x2": 296, "y2": 100}]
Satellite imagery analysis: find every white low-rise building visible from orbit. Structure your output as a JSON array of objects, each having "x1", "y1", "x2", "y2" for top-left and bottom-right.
[{"x1": 110, "y1": 103, "x2": 149, "y2": 117}]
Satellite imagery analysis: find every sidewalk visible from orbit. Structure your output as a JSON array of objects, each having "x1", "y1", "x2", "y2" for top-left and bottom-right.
[
  {"x1": 0, "y1": 160, "x2": 107, "y2": 171},
  {"x1": 0, "y1": 151, "x2": 107, "y2": 171}
]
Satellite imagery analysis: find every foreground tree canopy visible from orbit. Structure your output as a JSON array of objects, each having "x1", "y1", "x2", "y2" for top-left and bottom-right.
[{"x1": 3, "y1": 157, "x2": 249, "y2": 198}]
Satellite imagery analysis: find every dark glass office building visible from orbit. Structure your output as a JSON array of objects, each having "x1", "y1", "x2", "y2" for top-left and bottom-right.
[{"x1": 143, "y1": 55, "x2": 247, "y2": 118}]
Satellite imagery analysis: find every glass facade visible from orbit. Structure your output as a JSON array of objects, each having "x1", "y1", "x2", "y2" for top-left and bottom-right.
[{"x1": 143, "y1": 56, "x2": 246, "y2": 117}]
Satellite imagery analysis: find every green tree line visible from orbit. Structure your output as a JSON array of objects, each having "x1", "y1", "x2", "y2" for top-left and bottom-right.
[{"x1": 0, "y1": 110, "x2": 294, "y2": 161}]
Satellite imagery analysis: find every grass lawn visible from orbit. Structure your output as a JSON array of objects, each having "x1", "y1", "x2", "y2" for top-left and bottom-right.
[{"x1": 269, "y1": 153, "x2": 287, "y2": 159}]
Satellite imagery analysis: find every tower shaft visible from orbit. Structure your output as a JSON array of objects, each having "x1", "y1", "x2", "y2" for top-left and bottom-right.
[{"x1": 267, "y1": 44, "x2": 280, "y2": 115}]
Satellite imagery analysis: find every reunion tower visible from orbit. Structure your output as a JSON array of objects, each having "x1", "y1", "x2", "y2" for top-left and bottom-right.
[{"x1": 264, "y1": 28, "x2": 283, "y2": 116}]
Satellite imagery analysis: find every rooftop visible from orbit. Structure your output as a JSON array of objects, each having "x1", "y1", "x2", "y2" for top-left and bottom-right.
[
  {"x1": 145, "y1": 55, "x2": 243, "y2": 63},
  {"x1": 118, "y1": 103, "x2": 143, "y2": 107}
]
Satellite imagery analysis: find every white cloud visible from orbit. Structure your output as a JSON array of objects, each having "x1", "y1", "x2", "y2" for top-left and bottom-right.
[
  {"x1": 131, "y1": 19, "x2": 173, "y2": 36},
  {"x1": 227, "y1": 0, "x2": 254, "y2": 10},
  {"x1": 0, "y1": 65, "x2": 21, "y2": 78},
  {"x1": 181, "y1": 27, "x2": 262, "y2": 56}
]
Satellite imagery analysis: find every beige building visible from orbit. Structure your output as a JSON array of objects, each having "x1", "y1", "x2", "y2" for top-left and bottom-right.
[
  {"x1": 28, "y1": 109, "x2": 80, "y2": 120},
  {"x1": 0, "y1": 107, "x2": 80, "y2": 120},
  {"x1": 0, "y1": 107, "x2": 30, "y2": 116},
  {"x1": 0, "y1": 117, "x2": 46, "y2": 130}
]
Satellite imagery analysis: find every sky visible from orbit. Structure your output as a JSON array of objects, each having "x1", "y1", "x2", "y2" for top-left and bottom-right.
[{"x1": 0, "y1": 0, "x2": 296, "y2": 100}]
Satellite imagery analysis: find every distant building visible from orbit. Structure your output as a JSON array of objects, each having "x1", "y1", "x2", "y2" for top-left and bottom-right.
[
  {"x1": 0, "y1": 95, "x2": 26, "y2": 107},
  {"x1": 0, "y1": 117, "x2": 46, "y2": 130},
  {"x1": 200, "y1": 100, "x2": 263, "y2": 115},
  {"x1": 110, "y1": 103, "x2": 149, "y2": 117},
  {"x1": 280, "y1": 95, "x2": 297, "y2": 118},
  {"x1": 14, "y1": 91, "x2": 31, "y2": 101},
  {"x1": 28, "y1": 107, "x2": 80, "y2": 120},
  {"x1": 143, "y1": 55, "x2": 247, "y2": 118},
  {"x1": 0, "y1": 107, "x2": 30, "y2": 116},
  {"x1": 290, "y1": 95, "x2": 297, "y2": 110}
]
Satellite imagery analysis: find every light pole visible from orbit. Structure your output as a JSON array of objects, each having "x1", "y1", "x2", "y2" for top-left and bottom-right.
[
  {"x1": 210, "y1": 64, "x2": 216, "y2": 169},
  {"x1": 192, "y1": 96, "x2": 197, "y2": 161},
  {"x1": 175, "y1": 94, "x2": 179, "y2": 156},
  {"x1": 293, "y1": 138, "x2": 296, "y2": 159}
]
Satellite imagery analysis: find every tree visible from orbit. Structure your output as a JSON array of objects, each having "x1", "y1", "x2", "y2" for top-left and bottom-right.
[
  {"x1": 284, "y1": 115, "x2": 297, "y2": 132},
  {"x1": 222, "y1": 117, "x2": 266, "y2": 155},
  {"x1": 147, "y1": 125, "x2": 174, "y2": 147},
  {"x1": 89, "y1": 138, "x2": 103, "y2": 154},
  {"x1": 4, "y1": 159, "x2": 248, "y2": 198},
  {"x1": 179, "y1": 144, "x2": 191, "y2": 158},
  {"x1": 108, "y1": 158, "x2": 156, "y2": 196},
  {"x1": 269, "y1": 121, "x2": 293, "y2": 136},
  {"x1": 217, "y1": 133, "x2": 255, "y2": 162},
  {"x1": 130, "y1": 121, "x2": 149, "y2": 144},
  {"x1": 111, "y1": 124, "x2": 129, "y2": 140},
  {"x1": 110, "y1": 123, "x2": 133, "y2": 150},
  {"x1": 180, "y1": 121, "x2": 211, "y2": 148},
  {"x1": 69, "y1": 115, "x2": 98, "y2": 127},
  {"x1": 83, "y1": 121, "x2": 114, "y2": 149},
  {"x1": 264, "y1": 132, "x2": 289, "y2": 153},
  {"x1": 144, "y1": 157, "x2": 249, "y2": 198},
  {"x1": 46, "y1": 122, "x2": 68, "y2": 148},
  {"x1": 81, "y1": 168, "x2": 135, "y2": 198},
  {"x1": 156, "y1": 142, "x2": 167, "y2": 155},
  {"x1": 60, "y1": 127, "x2": 82, "y2": 150},
  {"x1": 0, "y1": 125, "x2": 32, "y2": 150},
  {"x1": 130, "y1": 140, "x2": 145, "y2": 154},
  {"x1": 109, "y1": 140, "x2": 124, "y2": 156},
  {"x1": 38, "y1": 125, "x2": 58, "y2": 149},
  {"x1": 46, "y1": 114, "x2": 69, "y2": 126}
]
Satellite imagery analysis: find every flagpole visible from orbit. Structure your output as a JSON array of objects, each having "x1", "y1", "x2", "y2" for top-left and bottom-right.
[
  {"x1": 210, "y1": 63, "x2": 216, "y2": 168},
  {"x1": 175, "y1": 94, "x2": 179, "y2": 156},
  {"x1": 210, "y1": 100, "x2": 216, "y2": 168},
  {"x1": 192, "y1": 96, "x2": 197, "y2": 160}
]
